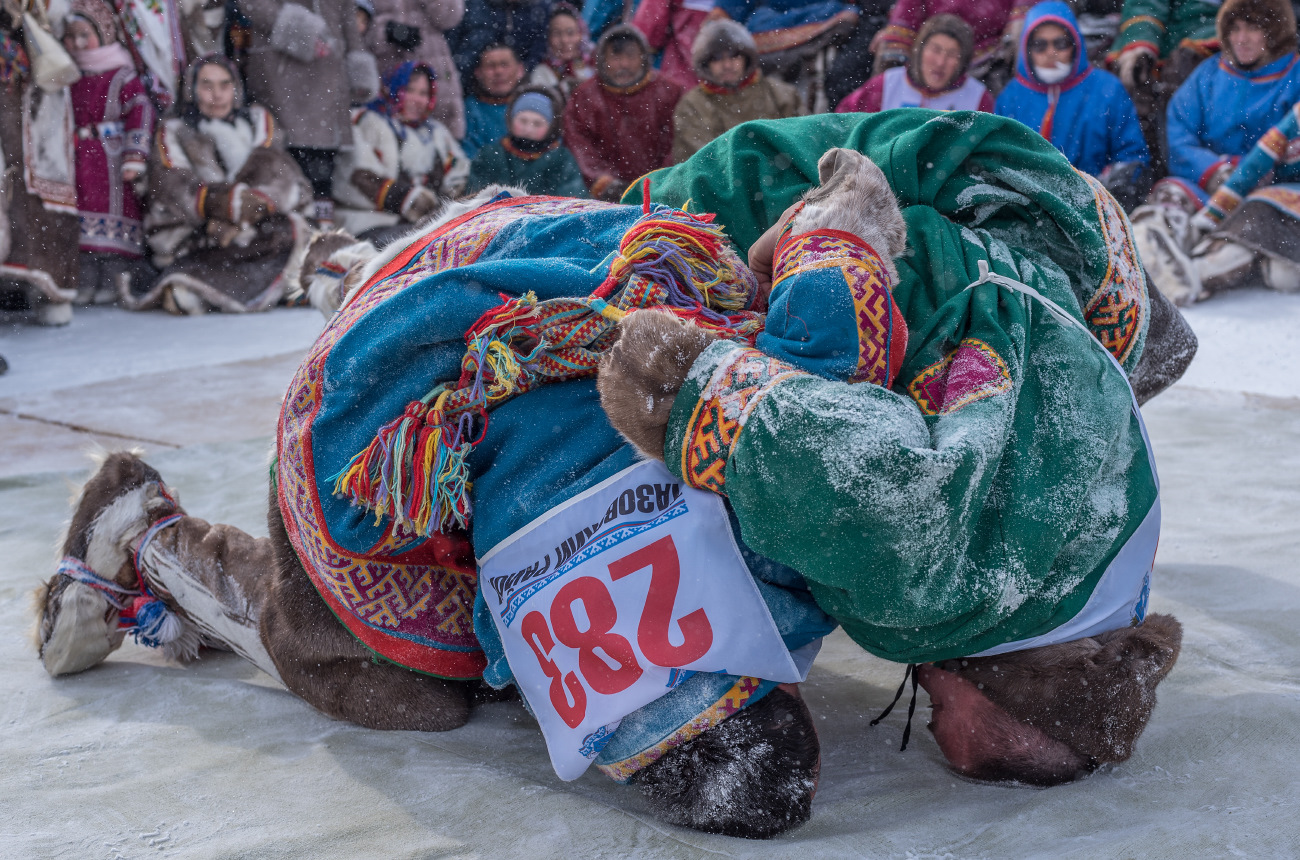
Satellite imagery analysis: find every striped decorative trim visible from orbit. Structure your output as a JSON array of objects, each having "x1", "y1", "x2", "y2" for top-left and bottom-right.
[{"x1": 594, "y1": 677, "x2": 764, "y2": 783}]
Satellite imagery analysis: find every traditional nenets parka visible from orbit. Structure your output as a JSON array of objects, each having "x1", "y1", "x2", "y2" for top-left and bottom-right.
[
  {"x1": 132, "y1": 56, "x2": 315, "y2": 314},
  {"x1": 996, "y1": 2, "x2": 1150, "y2": 209},
  {"x1": 0, "y1": 15, "x2": 80, "y2": 326},
  {"x1": 333, "y1": 61, "x2": 469, "y2": 239},
  {"x1": 37, "y1": 112, "x2": 1187, "y2": 839},
  {"x1": 623, "y1": 110, "x2": 1170, "y2": 667},
  {"x1": 670, "y1": 20, "x2": 803, "y2": 164}
]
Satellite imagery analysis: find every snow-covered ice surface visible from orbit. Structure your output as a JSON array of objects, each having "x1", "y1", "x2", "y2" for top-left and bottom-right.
[{"x1": 1, "y1": 294, "x2": 1298, "y2": 858}]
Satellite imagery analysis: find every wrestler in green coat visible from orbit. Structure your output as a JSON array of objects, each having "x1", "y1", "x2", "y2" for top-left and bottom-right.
[{"x1": 622, "y1": 111, "x2": 1160, "y2": 664}]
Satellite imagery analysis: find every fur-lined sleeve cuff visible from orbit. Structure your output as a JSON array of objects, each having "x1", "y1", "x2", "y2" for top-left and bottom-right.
[{"x1": 270, "y1": 3, "x2": 329, "y2": 63}]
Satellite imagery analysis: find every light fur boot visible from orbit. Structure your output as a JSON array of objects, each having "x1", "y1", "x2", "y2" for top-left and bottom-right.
[
  {"x1": 1262, "y1": 255, "x2": 1300, "y2": 293},
  {"x1": 1192, "y1": 238, "x2": 1257, "y2": 294},
  {"x1": 1131, "y1": 204, "x2": 1203, "y2": 305}
]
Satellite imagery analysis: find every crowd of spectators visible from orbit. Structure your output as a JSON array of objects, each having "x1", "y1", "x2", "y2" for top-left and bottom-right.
[{"x1": 2, "y1": 0, "x2": 1299, "y2": 325}]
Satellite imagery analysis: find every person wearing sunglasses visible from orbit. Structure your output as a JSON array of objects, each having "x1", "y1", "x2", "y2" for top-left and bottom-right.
[{"x1": 996, "y1": 1, "x2": 1150, "y2": 210}]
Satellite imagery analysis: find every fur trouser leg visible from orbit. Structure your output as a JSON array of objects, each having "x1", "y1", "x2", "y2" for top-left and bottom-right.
[{"x1": 136, "y1": 516, "x2": 284, "y2": 684}]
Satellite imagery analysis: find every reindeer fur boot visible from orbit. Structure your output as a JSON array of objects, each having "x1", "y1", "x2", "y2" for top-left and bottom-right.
[
  {"x1": 35, "y1": 452, "x2": 194, "y2": 676},
  {"x1": 633, "y1": 686, "x2": 820, "y2": 838}
]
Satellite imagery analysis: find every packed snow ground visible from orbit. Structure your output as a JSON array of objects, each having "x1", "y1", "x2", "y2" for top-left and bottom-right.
[{"x1": 1, "y1": 292, "x2": 1297, "y2": 859}]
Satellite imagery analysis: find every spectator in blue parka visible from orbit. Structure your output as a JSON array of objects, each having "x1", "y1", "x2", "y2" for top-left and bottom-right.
[{"x1": 997, "y1": 1, "x2": 1149, "y2": 208}]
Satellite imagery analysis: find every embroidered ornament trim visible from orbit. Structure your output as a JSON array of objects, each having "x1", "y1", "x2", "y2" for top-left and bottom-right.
[
  {"x1": 907, "y1": 338, "x2": 1012, "y2": 417},
  {"x1": 679, "y1": 347, "x2": 802, "y2": 493}
]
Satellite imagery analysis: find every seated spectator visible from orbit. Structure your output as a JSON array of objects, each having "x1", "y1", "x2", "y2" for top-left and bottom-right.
[
  {"x1": 130, "y1": 55, "x2": 314, "y2": 314},
  {"x1": 564, "y1": 24, "x2": 685, "y2": 200},
  {"x1": 447, "y1": 0, "x2": 549, "y2": 79},
  {"x1": 631, "y1": 0, "x2": 714, "y2": 89},
  {"x1": 365, "y1": 0, "x2": 468, "y2": 139},
  {"x1": 527, "y1": 3, "x2": 595, "y2": 101},
  {"x1": 468, "y1": 86, "x2": 587, "y2": 195},
  {"x1": 333, "y1": 61, "x2": 469, "y2": 240},
  {"x1": 1131, "y1": 0, "x2": 1300, "y2": 304},
  {"x1": 836, "y1": 14, "x2": 993, "y2": 113},
  {"x1": 873, "y1": 0, "x2": 1031, "y2": 88},
  {"x1": 714, "y1": 0, "x2": 859, "y2": 83},
  {"x1": 63, "y1": 0, "x2": 157, "y2": 303},
  {"x1": 672, "y1": 20, "x2": 802, "y2": 163},
  {"x1": 463, "y1": 43, "x2": 525, "y2": 158},
  {"x1": 996, "y1": 1, "x2": 1149, "y2": 209}
]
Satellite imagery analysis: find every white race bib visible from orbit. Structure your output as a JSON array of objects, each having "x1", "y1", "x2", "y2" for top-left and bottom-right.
[{"x1": 478, "y1": 460, "x2": 805, "y2": 780}]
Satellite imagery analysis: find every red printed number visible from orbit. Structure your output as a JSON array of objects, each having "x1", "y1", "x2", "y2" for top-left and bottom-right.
[
  {"x1": 522, "y1": 610, "x2": 587, "y2": 728},
  {"x1": 607, "y1": 535, "x2": 714, "y2": 667},
  {"x1": 523, "y1": 534, "x2": 714, "y2": 726}
]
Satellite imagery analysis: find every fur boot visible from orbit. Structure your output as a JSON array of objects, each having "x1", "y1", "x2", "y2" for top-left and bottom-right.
[
  {"x1": 34, "y1": 453, "x2": 196, "y2": 676},
  {"x1": 932, "y1": 613, "x2": 1183, "y2": 765},
  {"x1": 1131, "y1": 204, "x2": 1203, "y2": 305},
  {"x1": 633, "y1": 687, "x2": 820, "y2": 839}
]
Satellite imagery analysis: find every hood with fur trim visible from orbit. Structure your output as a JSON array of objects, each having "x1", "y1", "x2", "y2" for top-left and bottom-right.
[
  {"x1": 595, "y1": 24, "x2": 654, "y2": 92},
  {"x1": 1218, "y1": 0, "x2": 1298, "y2": 67},
  {"x1": 908, "y1": 13, "x2": 974, "y2": 92},
  {"x1": 691, "y1": 19, "x2": 758, "y2": 85}
]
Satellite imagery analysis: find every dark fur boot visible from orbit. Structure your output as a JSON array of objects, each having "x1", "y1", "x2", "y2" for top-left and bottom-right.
[
  {"x1": 933, "y1": 613, "x2": 1183, "y2": 765},
  {"x1": 597, "y1": 309, "x2": 717, "y2": 460},
  {"x1": 632, "y1": 687, "x2": 820, "y2": 839}
]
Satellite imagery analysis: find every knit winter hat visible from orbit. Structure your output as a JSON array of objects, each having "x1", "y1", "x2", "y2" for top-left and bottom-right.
[
  {"x1": 510, "y1": 90, "x2": 554, "y2": 123},
  {"x1": 68, "y1": 0, "x2": 120, "y2": 45}
]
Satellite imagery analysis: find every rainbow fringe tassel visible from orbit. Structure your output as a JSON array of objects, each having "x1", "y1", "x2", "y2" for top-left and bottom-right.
[{"x1": 331, "y1": 206, "x2": 763, "y2": 537}]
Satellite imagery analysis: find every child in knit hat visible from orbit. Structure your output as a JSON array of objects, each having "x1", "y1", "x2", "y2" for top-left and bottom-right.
[{"x1": 467, "y1": 85, "x2": 587, "y2": 197}]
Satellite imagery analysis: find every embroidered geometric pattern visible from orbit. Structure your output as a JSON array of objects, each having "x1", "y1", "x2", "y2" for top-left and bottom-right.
[
  {"x1": 679, "y1": 348, "x2": 803, "y2": 493},
  {"x1": 79, "y1": 213, "x2": 144, "y2": 256},
  {"x1": 1250, "y1": 185, "x2": 1300, "y2": 220},
  {"x1": 907, "y1": 338, "x2": 1012, "y2": 417},
  {"x1": 773, "y1": 231, "x2": 898, "y2": 386},
  {"x1": 278, "y1": 196, "x2": 604, "y2": 678},
  {"x1": 1078, "y1": 171, "x2": 1148, "y2": 366},
  {"x1": 595, "y1": 676, "x2": 764, "y2": 783}
]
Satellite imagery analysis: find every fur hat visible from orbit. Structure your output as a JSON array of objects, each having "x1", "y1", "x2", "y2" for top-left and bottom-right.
[
  {"x1": 691, "y1": 19, "x2": 758, "y2": 83},
  {"x1": 933, "y1": 613, "x2": 1183, "y2": 763},
  {"x1": 68, "y1": 0, "x2": 120, "y2": 45},
  {"x1": 595, "y1": 23, "x2": 652, "y2": 89},
  {"x1": 908, "y1": 13, "x2": 974, "y2": 89},
  {"x1": 1217, "y1": 0, "x2": 1298, "y2": 64}
]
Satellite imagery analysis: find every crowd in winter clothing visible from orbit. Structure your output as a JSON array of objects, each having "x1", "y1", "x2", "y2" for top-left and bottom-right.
[{"x1": 1, "y1": 0, "x2": 1299, "y2": 333}]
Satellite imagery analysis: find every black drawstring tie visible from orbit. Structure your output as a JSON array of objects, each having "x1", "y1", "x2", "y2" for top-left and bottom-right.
[{"x1": 870, "y1": 663, "x2": 920, "y2": 751}]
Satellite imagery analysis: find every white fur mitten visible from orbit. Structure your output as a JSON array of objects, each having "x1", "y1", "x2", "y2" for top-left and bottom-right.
[
  {"x1": 347, "y1": 51, "x2": 381, "y2": 104},
  {"x1": 1115, "y1": 45, "x2": 1156, "y2": 90},
  {"x1": 271, "y1": 3, "x2": 330, "y2": 63}
]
